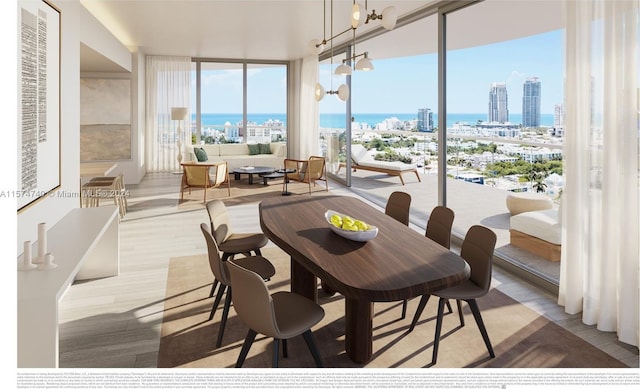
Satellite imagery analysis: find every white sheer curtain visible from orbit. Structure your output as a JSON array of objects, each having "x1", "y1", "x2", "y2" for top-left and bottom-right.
[
  {"x1": 289, "y1": 55, "x2": 320, "y2": 159},
  {"x1": 145, "y1": 56, "x2": 191, "y2": 172},
  {"x1": 559, "y1": 0, "x2": 639, "y2": 347}
]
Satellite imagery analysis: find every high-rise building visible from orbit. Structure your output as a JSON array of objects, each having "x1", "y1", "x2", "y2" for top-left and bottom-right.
[
  {"x1": 554, "y1": 103, "x2": 564, "y2": 126},
  {"x1": 522, "y1": 77, "x2": 542, "y2": 127},
  {"x1": 488, "y1": 83, "x2": 509, "y2": 123},
  {"x1": 417, "y1": 108, "x2": 434, "y2": 132}
]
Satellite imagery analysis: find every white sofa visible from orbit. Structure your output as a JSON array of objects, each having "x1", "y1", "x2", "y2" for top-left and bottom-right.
[
  {"x1": 184, "y1": 143, "x2": 287, "y2": 171},
  {"x1": 509, "y1": 202, "x2": 562, "y2": 262}
]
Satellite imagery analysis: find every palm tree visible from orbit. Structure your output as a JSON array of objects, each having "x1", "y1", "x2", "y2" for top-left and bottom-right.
[{"x1": 530, "y1": 171, "x2": 548, "y2": 193}]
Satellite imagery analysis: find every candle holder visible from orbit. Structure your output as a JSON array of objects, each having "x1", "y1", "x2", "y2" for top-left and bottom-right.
[
  {"x1": 33, "y1": 222, "x2": 47, "y2": 264},
  {"x1": 18, "y1": 240, "x2": 37, "y2": 271},
  {"x1": 38, "y1": 253, "x2": 57, "y2": 270}
]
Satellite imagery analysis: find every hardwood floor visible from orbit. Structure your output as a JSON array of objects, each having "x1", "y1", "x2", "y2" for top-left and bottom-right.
[{"x1": 58, "y1": 172, "x2": 638, "y2": 368}]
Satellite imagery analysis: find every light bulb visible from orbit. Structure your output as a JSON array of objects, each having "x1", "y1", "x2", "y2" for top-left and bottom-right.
[
  {"x1": 337, "y1": 84, "x2": 350, "y2": 102},
  {"x1": 355, "y1": 55, "x2": 373, "y2": 71},
  {"x1": 351, "y1": 3, "x2": 365, "y2": 29},
  {"x1": 381, "y1": 6, "x2": 398, "y2": 30},
  {"x1": 308, "y1": 39, "x2": 325, "y2": 55},
  {"x1": 335, "y1": 63, "x2": 352, "y2": 76},
  {"x1": 315, "y1": 83, "x2": 326, "y2": 101}
]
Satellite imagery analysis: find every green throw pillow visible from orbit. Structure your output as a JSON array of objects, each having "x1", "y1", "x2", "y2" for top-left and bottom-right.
[
  {"x1": 258, "y1": 143, "x2": 272, "y2": 154},
  {"x1": 247, "y1": 144, "x2": 261, "y2": 155},
  {"x1": 194, "y1": 147, "x2": 208, "y2": 162}
]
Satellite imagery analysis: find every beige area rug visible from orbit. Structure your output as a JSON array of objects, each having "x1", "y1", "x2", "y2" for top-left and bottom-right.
[{"x1": 157, "y1": 247, "x2": 627, "y2": 368}]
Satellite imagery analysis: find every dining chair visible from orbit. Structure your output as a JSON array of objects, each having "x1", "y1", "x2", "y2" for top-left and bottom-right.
[
  {"x1": 227, "y1": 260, "x2": 325, "y2": 368},
  {"x1": 420, "y1": 225, "x2": 497, "y2": 365},
  {"x1": 383, "y1": 191, "x2": 413, "y2": 318},
  {"x1": 403, "y1": 205, "x2": 456, "y2": 321},
  {"x1": 205, "y1": 199, "x2": 269, "y2": 299},
  {"x1": 200, "y1": 223, "x2": 275, "y2": 348},
  {"x1": 384, "y1": 191, "x2": 412, "y2": 226},
  {"x1": 180, "y1": 161, "x2": 230, "y2": 203}
]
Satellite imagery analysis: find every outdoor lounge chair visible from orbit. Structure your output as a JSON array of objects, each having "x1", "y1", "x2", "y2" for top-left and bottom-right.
[{"x1": 337, "y1": 144, "x2": 421, "y2": 185}]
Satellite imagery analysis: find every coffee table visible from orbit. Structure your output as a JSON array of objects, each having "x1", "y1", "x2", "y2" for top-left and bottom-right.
[{"x1": 232, "y1": 166, "x2": 275, "y2": 185}]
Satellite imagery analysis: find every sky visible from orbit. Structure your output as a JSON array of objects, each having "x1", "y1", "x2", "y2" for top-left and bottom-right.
[{"x1": 196, "y1": 28, "x2": 564, "y2": 115}]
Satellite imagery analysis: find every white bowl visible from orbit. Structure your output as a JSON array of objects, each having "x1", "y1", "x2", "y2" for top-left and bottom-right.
[{"x1": 325, "y1": 210, "x2": 378, "y2": 242}]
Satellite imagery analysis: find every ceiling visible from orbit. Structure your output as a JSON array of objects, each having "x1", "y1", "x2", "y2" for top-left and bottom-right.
[{"x1": 79, "y1": 0, "x2": 563, "y2": 72}]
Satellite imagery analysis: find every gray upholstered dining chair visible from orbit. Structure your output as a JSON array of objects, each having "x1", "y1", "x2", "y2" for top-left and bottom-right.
[
  {"x1": 200, "y1": 223, "x2": 275, "y2": 348},
  {"x1": 403, "y1": 205, "x2": 456, "y2": 321},
  {"x1": 419, "y1": 225, "x2": 497, "y2": 365},
  {"x1": 205, "y1": 199, "x2": 269, "y2": 299},
  {"x1": 227, "y1": 260, "x2": 325, "y2": 368}
]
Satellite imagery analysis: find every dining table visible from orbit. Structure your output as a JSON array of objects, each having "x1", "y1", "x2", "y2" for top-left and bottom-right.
[{"x1": 258, "y1": 195, "x2": 471, "y2": 364}]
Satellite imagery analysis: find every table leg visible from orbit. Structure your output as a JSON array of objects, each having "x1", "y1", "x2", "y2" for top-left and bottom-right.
[
  {"x1": 234, "y1": 172, "x2": 240, "y2": 180},
  {"x1": 320, "y1": 280, "x2": 336, "y2": 296},
  {"x1": 290, "y1": 257, "x2": 317, "y2": 302},
  {"x1": 248, "y1": 173, "x2": 254, "y2": 185},
  {"x1": 345, "y1": 298, "x2": 373, "y2": 364},
  {"x1": 282, "y1": 172, "x2": 291, "y2": 196}
]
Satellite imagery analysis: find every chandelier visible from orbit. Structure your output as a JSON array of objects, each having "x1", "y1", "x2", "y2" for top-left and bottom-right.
[{"x1": 310, "y1": 0, "x2": 397, "y2": 102}]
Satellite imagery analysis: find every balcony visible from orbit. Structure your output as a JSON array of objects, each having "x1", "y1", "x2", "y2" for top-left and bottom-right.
[{"x1": 336, "y1": 167, "x2": 560, "y2": 292}]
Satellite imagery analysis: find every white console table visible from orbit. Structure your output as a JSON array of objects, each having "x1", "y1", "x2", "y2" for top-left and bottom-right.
[{"x1": 17, "y1": 205, "x2": 120, "y2": 368}]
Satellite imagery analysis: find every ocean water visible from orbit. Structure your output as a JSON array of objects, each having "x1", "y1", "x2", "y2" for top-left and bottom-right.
[{"x1": 197, "y1": 113, "x2": 555, "y2": 129}]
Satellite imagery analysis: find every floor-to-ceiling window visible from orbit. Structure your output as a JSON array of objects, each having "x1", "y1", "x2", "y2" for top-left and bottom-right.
[
  {"x1": 247, "y1": 64, "x2": 287, "y2": 144},
  {"x1": 444, "y1": 2, "x2": 564, "y2": 285},
  {"x1": 316, "y1": 1, "x2": 565, "y2": 289},
  {"x1": 318, "y1": 53, "x2": 349, "y2": 178},
  {"x1": 191, "y1": 60, "x2": 288, "y2": 146}
]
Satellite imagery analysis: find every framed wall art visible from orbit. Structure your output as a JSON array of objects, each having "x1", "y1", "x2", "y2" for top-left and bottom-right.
[{"x1": 17, "y1": 0, "x2": 61, "y2": 212}]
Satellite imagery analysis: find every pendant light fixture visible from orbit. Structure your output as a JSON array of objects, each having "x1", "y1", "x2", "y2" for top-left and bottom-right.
[
  {"x1": 314, "y1": 0, "x2": 349, "y2": 102},
  {"x1": 359, "y1": 0, "x2": 398, "y2": 30},
  {"x1": 310, "y1": 0, "x2": 397, "y2": 101},
  {"x1": 334, "y1": 0, "x2": 396, "y2": 76}
]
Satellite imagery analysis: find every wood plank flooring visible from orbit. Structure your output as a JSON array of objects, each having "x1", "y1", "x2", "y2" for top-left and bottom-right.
[{"x1": 58, "y1": 172, "x2": 638, "y2": 368}]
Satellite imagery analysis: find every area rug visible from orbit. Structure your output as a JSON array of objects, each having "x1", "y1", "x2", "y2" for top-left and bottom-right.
[
  {"x1": 124, "y1": 175, "x2": 325, "y2": 221},
  {"x1": 157, "y1": 247, "x2": 628, "y2": 368}
]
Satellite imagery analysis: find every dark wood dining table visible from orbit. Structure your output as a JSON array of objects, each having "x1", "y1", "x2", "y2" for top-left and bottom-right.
[{"x1": 259, "y1": 195, "x2": 471, "y2": 364}]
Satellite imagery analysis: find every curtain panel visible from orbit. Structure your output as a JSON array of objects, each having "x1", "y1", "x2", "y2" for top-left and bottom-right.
[
  {"x1": 145, "y1": 56, "x2": 191, "y2": 172},
  {"x1": 289, "y1": 55, "x2": 320, "y2": 160},
  {"x1": 559, "y1": 0, "x2": 639, "y2": 347}
]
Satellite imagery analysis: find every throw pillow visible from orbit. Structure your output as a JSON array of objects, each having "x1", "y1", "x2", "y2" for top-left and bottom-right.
[
  {"x1": 247, "y1": 144, "x2": 261, "y2": 155},
  {"x1": 258, "y1": 143, "x2": 272, "y2": 154},
  {"x1": 194, "y1": 147, "x2": 208, "y2": 162}
]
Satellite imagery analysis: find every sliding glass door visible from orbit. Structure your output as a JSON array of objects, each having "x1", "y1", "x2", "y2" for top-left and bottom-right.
[{"x1": 444, "y1": 1, "x2": 565, "y2": 285}]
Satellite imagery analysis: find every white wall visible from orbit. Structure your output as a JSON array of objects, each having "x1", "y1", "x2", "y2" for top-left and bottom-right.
[{"x1": 16, "y1": 1, "x2": 132, "y2": 254}]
